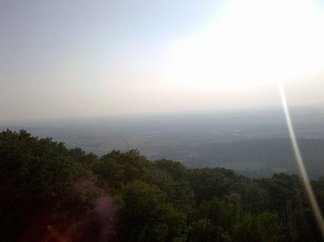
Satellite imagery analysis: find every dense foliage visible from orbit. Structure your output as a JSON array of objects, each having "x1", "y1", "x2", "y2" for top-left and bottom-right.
[{"x1": 0, "y1": 130, "x2": 323, "y2": 241}]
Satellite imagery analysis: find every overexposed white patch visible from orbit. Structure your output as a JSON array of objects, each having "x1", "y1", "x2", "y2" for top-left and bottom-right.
[{"x1": 168, "y1": 0, "x2": 324, "y2": 85}]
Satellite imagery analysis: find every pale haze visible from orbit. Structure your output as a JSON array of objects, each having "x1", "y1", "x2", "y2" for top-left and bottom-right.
[{"x1": 1, "y1": 0, "x2": 324, "y2": 122}]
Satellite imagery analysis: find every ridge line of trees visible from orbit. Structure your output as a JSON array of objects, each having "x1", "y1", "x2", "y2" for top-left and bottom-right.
[{"x1": 1, "y1": 129, "x2": 323, "y2": 241}]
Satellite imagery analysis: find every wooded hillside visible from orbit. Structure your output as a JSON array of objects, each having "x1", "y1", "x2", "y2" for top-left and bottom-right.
[{"x1": 1, "y1": 130, "x2": 323, "y2": 241}]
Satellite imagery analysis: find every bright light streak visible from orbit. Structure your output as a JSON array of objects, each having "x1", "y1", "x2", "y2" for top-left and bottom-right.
[{"x1": 279, "y1": 83, "x2": 324, "y2": 239}]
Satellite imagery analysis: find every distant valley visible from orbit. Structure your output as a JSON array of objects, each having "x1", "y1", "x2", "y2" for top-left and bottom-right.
[{"x1": 2, "y1": 108, "x2": 324, "y2": 178}]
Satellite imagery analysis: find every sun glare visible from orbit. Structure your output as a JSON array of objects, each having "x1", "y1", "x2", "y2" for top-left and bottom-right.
[{"x1": 168, "y1": 0, "x2": 324, "y2": 86}]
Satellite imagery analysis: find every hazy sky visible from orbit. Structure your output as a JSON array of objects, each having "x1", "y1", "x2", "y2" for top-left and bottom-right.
[{"x1": 1, "y1": 0, "x2": 324, "y2": 122}]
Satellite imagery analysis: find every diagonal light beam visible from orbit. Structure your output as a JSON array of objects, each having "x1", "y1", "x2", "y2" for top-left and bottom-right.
[{"x1": 278, "y1": 83, "x2": 324, "y2": 239}]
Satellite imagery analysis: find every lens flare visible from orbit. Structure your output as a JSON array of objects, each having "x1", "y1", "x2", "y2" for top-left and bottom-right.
[
  {"x1": 47, "y1": 225, "x2": 68, "y2": 242},
  {"x1": 278, "y1": 83, "x2": 324, "y2": 238}
]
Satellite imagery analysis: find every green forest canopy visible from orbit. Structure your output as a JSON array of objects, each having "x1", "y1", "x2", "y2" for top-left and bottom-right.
[{"x1": 1, "y1": 129, "x2": 324, "y2": 242}]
